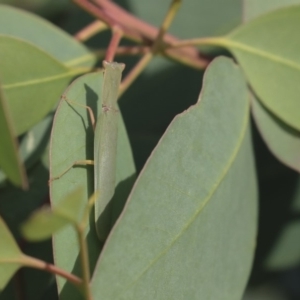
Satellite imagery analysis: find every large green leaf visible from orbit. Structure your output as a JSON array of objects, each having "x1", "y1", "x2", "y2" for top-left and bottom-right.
[
  {"x1": 241, "y1": 1, "x2": 300, "y2": 173},
  {"x1": 241, "y1": 1, "x2": 300, "y2": 274},
  {"x1": 252, "y1": 97, "x2": 300, "y2": 173},
  {"x1": 91, "y1": 57, "x2": 257, "y2": 299},
  {"x1": 243, "y1": 0, "x2": 300, "y2": 21},
  {"x1": 0, "y1": 4, "x2": 95, "y2": 68},
  {"x1": 0, "y1": 81, "x2": 26, "y2": 188},
  {"x1": 213, "y1": 6, "x2": 300, "y2": 130},
  {"x1": 0, "y1": 35, "x2": 86, "y2": 135},
  {"x1": 50, "y1": 72, "x2": 135, "y2": 299},
  {"x1": 0, "y1": 217, "x2": 23, "y2": 290}
]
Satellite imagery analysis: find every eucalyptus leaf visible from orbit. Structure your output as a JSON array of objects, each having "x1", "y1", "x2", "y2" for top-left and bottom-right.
[
  {"x1": 0, "y1": 217, "x2": 23, "y2": 290},
  {"x1": 0, "y1": 35, "x2": 86, "y2": 135},
  {"x1": 0, "y1": 113, "x2": 52, "y2": 184},
  {"x1": 0, "y1": 4, "x2": 96, "y2": 68},
  {"x1": 243, "y1": 0, "x2": 300, "y2": 21},
  {"x1": 241, "y1": 0, "x2": 300, "y2": 173},
  {"x1": 91, "y1": 57, "x2": 257, "y2": 300},
  {"x1": 0, "y1": 81, "x2": 26, "y2": 188},
  {"x1": 50, "y1": 72, "x2": 135, "y2": 299},
  {"x1": 21, "y1": 187, "x2": 85, "y2": 241},
  {"x1": 215, "y1": 5, "x2": 300, "y2": 130},
  {"x1": 251, "y1": 96, "x2": 300, "y2": 173}
]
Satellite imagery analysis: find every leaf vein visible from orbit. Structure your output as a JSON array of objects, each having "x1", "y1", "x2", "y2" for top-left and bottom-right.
[{"x1": 116, "y1": 100, "x2": 250, "y2": 298}]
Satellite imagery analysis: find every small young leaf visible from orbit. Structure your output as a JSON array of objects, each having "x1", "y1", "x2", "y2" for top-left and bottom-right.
[
  {"x1": 21, "y1": 210, "x2": 68, "y2": 242},
  {"x1": 21, "y1": 186, "x2": 85, "y2": 241},
  {"x1": 0, "y1": 217, "x2": 23, "y2": 290}
]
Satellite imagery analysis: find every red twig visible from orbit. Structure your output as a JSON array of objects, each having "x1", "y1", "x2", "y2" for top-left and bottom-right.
[
  {"x1": 75, "y1": 20, "x2": 107, "y2": 41},
  {"x1": 73, "y1": 0, "x2": 210, "y2": 69},
  {"x1": 105, "y1": 26, "x2": 123, "y2": 62}
]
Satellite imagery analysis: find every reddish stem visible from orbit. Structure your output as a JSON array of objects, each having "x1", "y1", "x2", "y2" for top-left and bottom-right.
[
  {"x1": 73, "y1": 0, "x2": 209, "y2": 69},
  {"x1": 23, "y1": 255, "x2": 82, "y2": 288},
  {"x1": 75, "y1": 20, "x2": 107, "y2": 41},
  {"x1": 115, "y1": 45, "x2": 150, "y2": 56},
  {"x1": 105, "y1": 26, "x2": 123, "y2": 62}
]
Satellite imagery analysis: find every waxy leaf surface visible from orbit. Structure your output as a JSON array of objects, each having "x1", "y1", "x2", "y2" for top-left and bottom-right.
[
  {"x1": 0, "y1": 4, "x2": 95, "y2": 68},
  {"x1": 50, "y1": 72, "x2": 135, "y2": 299},
  {"x1": 243, "y1": 1, "x2": 300, "y2": 272},
  {"x1": 243, "y1": 0, "x2": 300, "y2": 21},
  {"x1": 252, "y1": 96, "x2": 300, "y2": 173},
  {"x1": 242, "y1": 1, "x2": 300, "y2": 173},
  {"x1": 219, "y1": 5, "x2": 300, "y2": 130},
  {"x1": 91, "y1": 57, "x2": 257, "y2": 300},
  {"x1": 0, "y1": 35, "x2": 84, "y2": 135}
]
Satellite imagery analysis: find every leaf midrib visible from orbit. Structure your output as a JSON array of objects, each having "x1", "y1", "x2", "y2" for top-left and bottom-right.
[
  {"x1": 65, "y1": 53, "x2": 97, "y2": 67},
  {"x1": 112, "y1": 98, "x2": 250, "y2": 298},
  {"x1": 3, "y1": 68, "x2": 89, "y2": 90},
  {"x1": 219, "y1": 37, "x2": 300, "y2": 71}
]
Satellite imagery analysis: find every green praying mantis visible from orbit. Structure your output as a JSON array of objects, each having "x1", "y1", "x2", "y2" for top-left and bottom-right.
[
  {"x1": 94, "y1": 61, "x2": 125, "y2": 241},
  {"x1": 50, "y1": 61, "x2": 125, "y2": 242}
]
